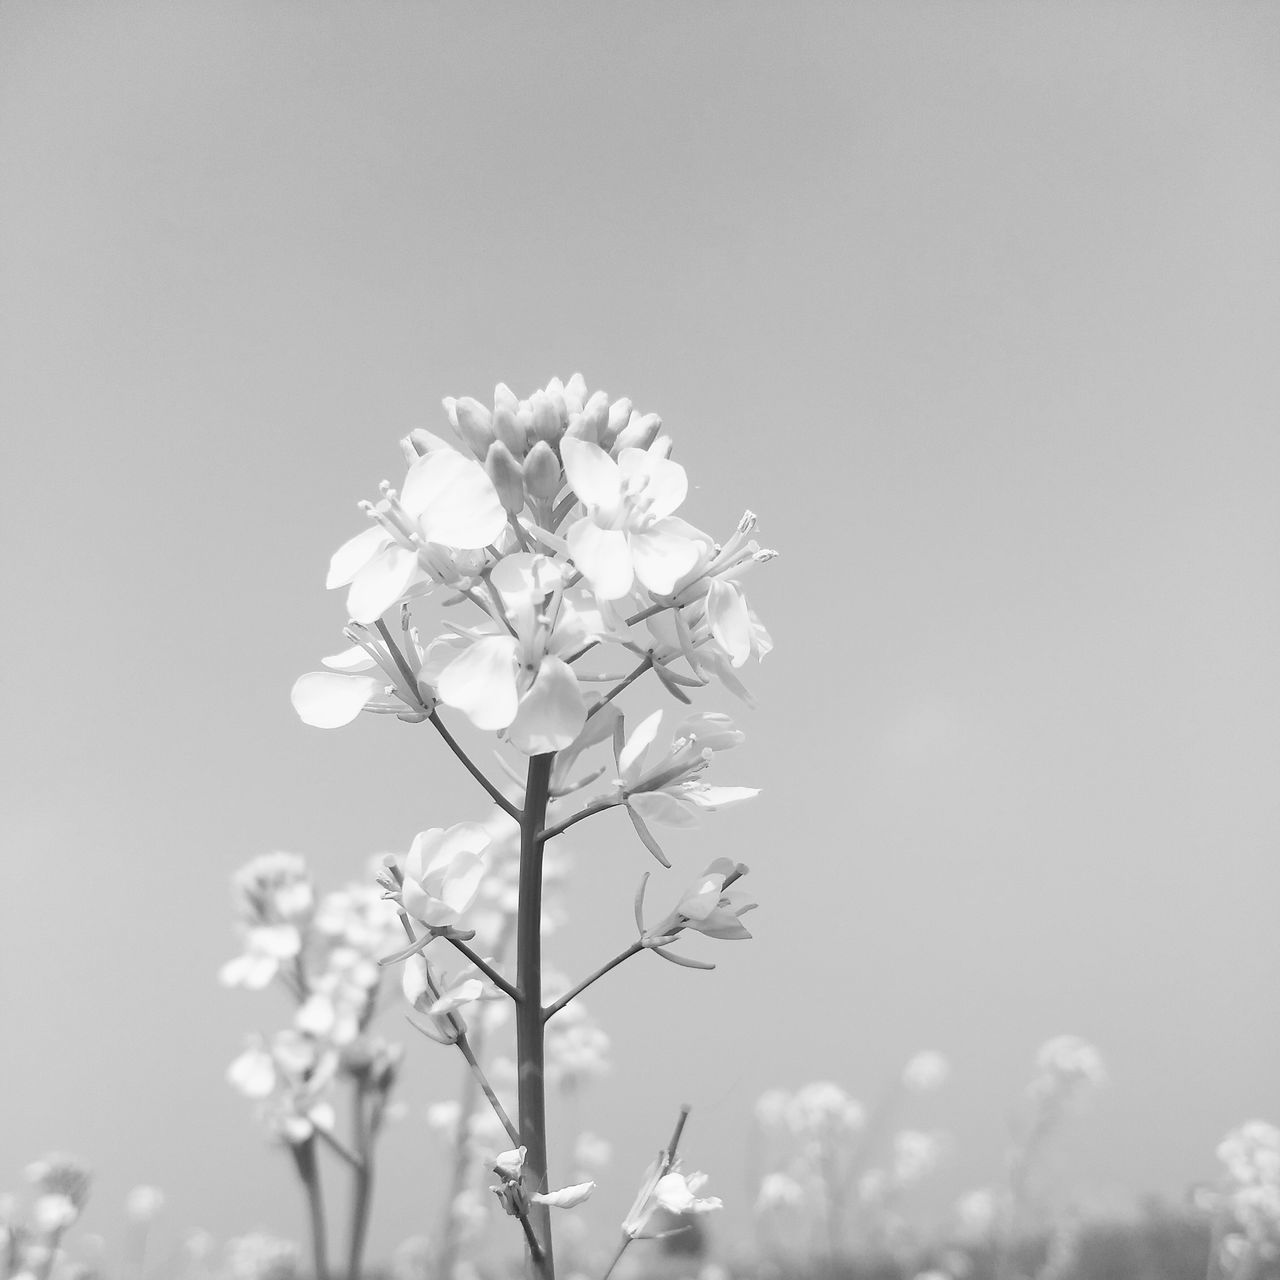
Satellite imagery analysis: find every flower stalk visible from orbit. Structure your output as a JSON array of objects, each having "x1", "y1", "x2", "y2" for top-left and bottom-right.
[{"x1": 517, "y1": 752, "x2": 556, "y2": 1279}]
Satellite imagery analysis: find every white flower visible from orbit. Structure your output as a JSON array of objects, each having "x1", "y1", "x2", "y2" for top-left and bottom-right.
[
  {"x1": 561, "y1": 439, "x2": 703, "y2": 600},
  {"x1": 326, "y1": 446, "x2": 508, "y2": 624},
  {"x1": 612, "y1": 712, "x2": 757, "y2": 863},
  {"x1": 398, "y1": 823, "x2": 490, "y2": 928},
  {"x1": 435, "y1": 554, "x2": 598, "y2": 753},
  {"x1": 786, "y1": 1083, "x2": 865, "y2": 1135},
  {"x1": 756, "y1": 1172, "x2": 804, "y2": 1212},
  {"x1": 219, "y1": 923, "x2": 302, "y2": 989},
  {"x1": 662, "y1": 858, "x2": 756, "y2": 941},
  {"x1": 32, "y1": 1194, "x2": 77, "y2": 1234},
  {"x1": 621, "y1": 1157, "x2": 722, "y2": 1240},
  {"x1": 1030, "y1": 1035, "x2": 1106, "y2": 1102}
]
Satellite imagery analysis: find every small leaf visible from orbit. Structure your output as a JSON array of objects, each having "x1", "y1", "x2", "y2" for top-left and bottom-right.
[{"x1": 626, "y1": 803, "x2": 671, "y2": 868}]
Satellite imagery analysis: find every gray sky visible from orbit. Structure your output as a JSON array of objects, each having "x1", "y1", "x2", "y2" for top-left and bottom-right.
[{"x1": 3, "y1": 0, "x2": 1279, "y2": 1262}]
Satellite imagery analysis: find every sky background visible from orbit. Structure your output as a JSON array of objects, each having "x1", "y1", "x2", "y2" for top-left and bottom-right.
[{"x1": 3, "y1": 0, "x2": 1279, "y2": 1267}]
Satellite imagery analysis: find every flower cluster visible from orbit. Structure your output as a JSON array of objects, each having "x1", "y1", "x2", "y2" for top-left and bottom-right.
[
  {"x1": 223, "y1": 855, "x2": 404, "y2": 1145},
  {"x1": 1212, "y1": 1120, "x2": 1280, "y2": 1270}
]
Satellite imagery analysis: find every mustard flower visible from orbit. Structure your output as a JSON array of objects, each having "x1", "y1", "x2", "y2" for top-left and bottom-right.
[
  {"x1": 621, "y1": 1158, "x2": 722, "y2": 1239},
  {"x1": 651, "y1": 857, "x2": 756, "y2": 941},
  {"x1": 434, "y1": 554, "x2": 600, "y2": 753},
  {"x1": 396, "y1": 822, "x2": 490, "y2": 929},
  {"x1": 561, "y1": 438, "x2": 703, "y2": 600},
  {"x1": 326, "y1": 444, "x2": 508, "y2": 625}
]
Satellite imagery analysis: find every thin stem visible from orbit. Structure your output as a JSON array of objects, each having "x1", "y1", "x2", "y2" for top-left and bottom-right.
[
  {"x1": 395, "y1": 914, "x2": 521, "y2": 1147},
  {"x1": 429, "y1": 711, "x2": 521, "y2": 819},
  {"x1": 445, "y1": 934, "x2": 521, "y2": 1002},
  {"x1": 314, "y1": 1125, "x2": 364, "y2": 1172},
  {"x1": 454, "y1": 1030, "x2": 521, "y2": 1146},
  {"x1": 516, "y1": 1211, "x2": 547, "y2": 1264},
  {"x1": 587, "y1": 656, "x2": 653, "y2": 718},
  {"x1": 543, "y1": 941, "x2": 644, "y2": 1022},
  {"x1": 600, "y1": 1236, "x2": 630, "y2": 1280},
  {"x1": 516, "y1": 752, "x2": 556, "y2": 1280},
  {"x1": 346, "y1": 1078, "x2": 374, "y2": 1280},
  {"x1": 537, "y1": 797, "x2": 621, "y2": 845},
  {"x1": 290, "y1": 1138, "x2": 330, "y2": 1280}
]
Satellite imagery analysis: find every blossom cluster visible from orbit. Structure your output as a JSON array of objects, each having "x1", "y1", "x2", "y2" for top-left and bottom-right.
[
  {"x1": 222, "y1": 854, "x2": 405, "y2": 1144},
  {"x1": 1212, "y1": 1120, "x2": 1280, "y2": 1269}
]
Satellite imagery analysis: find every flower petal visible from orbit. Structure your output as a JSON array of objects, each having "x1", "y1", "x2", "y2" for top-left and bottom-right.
[
  {"x1": 630, "y1": 525, "x2": 702, "y2": 597},
  {"x1": 617, "y1": 449, "x2": 688, "y2": 519},
  {"x1": 561, "y1": 438, "x2": 622, "y2": 510},
  {"x1": 507, "y1": 657, "x2": 587, "y2": 755},
  {"x1": 532, "y1": 1181, "x2": 596, "y2": 1209},
  {"x1": 707, "y1": 579, "x2": 753, "y2": 667},
  {"x1": 291, "y1": 672, "x2": 380, "y2": 728},
  {"x1": 402, "y1": 449, "x2": 507, "y2": 549},
  {"x1": 321, "y1": 644, "x2": 379, "y2": 673},
  {"x1": 618, "y1": 709, "x2": 663, "y2": 779},
  {"x1": 567, "y1": 519, "x2": 634, "y2": 600},
  {"x1": 347, "y1": 543, "x2": 419, "y2": 624},
  {"x1": 326, "y1": 526, "x2": 390, "y2": 589},
  {"x1": 630, "y1": 790, "x2": 698, "y2": 828},
  {"x1": 437, "y1": 636, "x2": 521, "y2": 730}
]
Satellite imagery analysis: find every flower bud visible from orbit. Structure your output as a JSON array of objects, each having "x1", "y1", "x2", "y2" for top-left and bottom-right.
[
  {"x1": 581, "y1": 390, "x2": 609, "y2": 441},
  {"x1": 600, "y1": 396, "x2": 632, "y2": 449},
  {"x1": 453, "y1": 397, "x2": 494, "y2": 460},
  {"x1": 563, "y1": 372, "x2": 588, "y2": 414},
  {"x1": 523, "y1": 440, "x2": 562, "y2": 500},
  {"x1": 613, "y1": 411, "x2": 662, "y2": 453},
  {"x1": 563, "y1": 413, "x2": 597, "y2": 446},
  {"x1": 493, "y1": 382, "x2": 520, "y2": 418},
  {"x1": 485, "y1": 441, "x2": 525, "y2": 516},
  {"x1": 530, "y1": 391, "x2": 562, "y2": 446},
  {"x1": 492, "y1": 402, "x2": 526, "y2": 457}
]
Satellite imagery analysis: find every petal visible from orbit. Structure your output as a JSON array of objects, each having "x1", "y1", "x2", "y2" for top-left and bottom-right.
[
  {"x1": 321, "y1": 644, "x2": 379, "y2": 673},
  {"x1": 630, "y1": 790, "x2": 698, "y2": 828},
  {"x1": 402, "y1": 449, "x2": 507, "y2": 549},
  {"x1": 531, "y1": 1181, "x2": 596, "y2": 1209},
  {"x1": 567, "y1": 519, "x2": 634, "y2": 600},
  {"x1": 437, "y1": 636, "x2": 521, "y2": 730},
  {"x1": 676, "y1": 875, "x2": 727, "y2": 922},
  {"x1": 507, "y1": 657, "x2": 587, "y2": 755},
  {"x1": 630, "y1": 525, "x2": 702, "y2": 597},
  {"x1": 347, "y1": 543, "x2": 419, "y2": 624},
  {"x1": 561, "y1": 438, "x2": 622, "y2": 509},
  {"x1": 618, "y1": 709, "x2": 663, "y2": 779},
  {"x1": 687, "y1": 785, "x2": 759, "y2": 809},
  {"x1": 437, "y1": 850, "x2": 486, "y2": 916},
  {"x1": 428, "y1": 821, "x2": 492, "y2": 867},
  {"x1": 326, "y1": 526, "x2": 391, "y2": 589},
  {"x1": 706, "y1": 579, "x2": 753, "y2": 667},
  {"x1": 617, "y1": 449, "x2": 688, "y2": 519},
  {"x1": 291, "y1": 672, "x2": 380, "y2": 728}
]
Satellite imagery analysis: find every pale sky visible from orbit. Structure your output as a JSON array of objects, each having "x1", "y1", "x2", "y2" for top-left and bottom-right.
[{"x1": 2, "y1": 0, "x2": 1279, "y2": 1265}]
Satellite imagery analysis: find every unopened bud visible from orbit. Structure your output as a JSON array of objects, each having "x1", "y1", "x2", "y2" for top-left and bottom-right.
[
  {"x1": 530, "y1": 391, "x2": 562, "y2": 446},
  {"x1": 563, "y1": 413, "x2": 596, "y2": 446},
  {"x1": 613, "y1": 411, "x2": 662, "y2": 453},
  {"x1": 453, "y1": 397, "x2": 494, "y2": 460},
  {"x1": 581, "y1": 390, "x2": 609, "y2": 441},
  {"x1": 493, "y1": 382, "x2": 520, "y2": 418},
  {"x1": 563, "y1": 372, "x2": 588, "y2": 414},
  {"x1": 523, "y1": 440, "x2": 562, "y2": 499},
  {"x1": 601, "y1": 396, "x2": 632, "y2": 449},
  {"x1": 485, "y1": 441, "x2": 526, "y2": 515},
  {"x1": 491, "y1": 402, "x2": 526, "y2": 457}
]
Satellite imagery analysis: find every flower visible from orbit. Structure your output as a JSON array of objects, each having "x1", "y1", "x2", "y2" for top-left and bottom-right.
[
  {"x1": 434, "y1": 554, "x2": 599, "y2": 753},
  {"x1": 663, "y1": 858, "x2": 755, "y2": 941},
  {"x1": 220, "y1": 853, "x2": 314, "y2": 989},
  {"x1": 621, "y1": 1158, "x2": 722, "y2": 1239},
  {"x1": 125, "y1": 1186, "x2": 165, "y2": 1223},
  {"x1": 396, "y1": 823, "x2": 490, "y2": 928},
  {"x1": 1029, "y1": 1035, "x2": 1106, "y2": 1103},
  {"x1": 756, "y1": 1172, "x2": 804, "y2": 1212},
  {"x1": 561, "y1": 438, "x2": 703, "y2": 600},
  {"x1": 227, "y1": 1030, "x2": 339, "y2": 1144},
  {"x1": 326, "y1": 445, "x2": 508, "y2": 625},
  {"x1": 488, "y1": 1146, "x2": 596, "y2": 1215}
]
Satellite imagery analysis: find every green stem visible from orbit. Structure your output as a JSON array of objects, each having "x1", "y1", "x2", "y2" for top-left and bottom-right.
[
  {"x1": 429, "y1": 710, "x2": 521, "y2": 819},
  {"x1": 346, "y1": 1077, "x2": 374, "y2": 1280},
  {"x1": 543, "y1": 941, "x2": 643, "y2": 1022},
  {"x1": 516, "y1": 753, "x2": 556, "y2": 1280},
  {"x1": 290, "y1": 1138, "x2": 330, "y2": 1280}
]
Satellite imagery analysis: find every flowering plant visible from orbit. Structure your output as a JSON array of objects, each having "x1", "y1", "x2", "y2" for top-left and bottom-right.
[{"x1": 264, "y1": 375, "x2": 774, "y2": 1279}]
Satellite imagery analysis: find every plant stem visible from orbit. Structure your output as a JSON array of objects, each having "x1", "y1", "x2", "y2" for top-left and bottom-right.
[
  {"x1": 516, "y1": 752, "x2": 556, "y2": 1280},
  {"x1": 445, "y1": 934, "x2": 521, "y2": 1002},
  {"x1": 290, "y1": 1137, "x2": 330, "y2": 1280},
  {"x1": 429, "y1": 710, "x2": 521, "y2": 819},
  {"x1": 537, "y1": 797, "x2": 621, "y2": 845},
  {"x1": 587, "y1": 656, "x2": 653, "y2": 717},
  {"x1": 543, "y1": 941, "x2": 644, "y2": 1022},
  {"x1": 346, "y1": 1077, "x2": 374, "y2": 1280}
]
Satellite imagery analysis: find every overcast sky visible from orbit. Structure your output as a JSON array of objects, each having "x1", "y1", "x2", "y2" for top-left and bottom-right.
[{"x1": 3, "y1": 0, "x2": 1279, "y2": 1264}]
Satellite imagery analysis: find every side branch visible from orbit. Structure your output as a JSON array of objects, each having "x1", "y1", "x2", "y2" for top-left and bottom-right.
[
  {"x1": 429, "y1": 710, "x2": 521, "y2": 819},
  {"x1": 537, "y1": 797, "x2": 621, "y2": 845},
  {"x1": 543, "y1": 941, "x2": 644, "y2": 1022},
  {"x1": 446, "y1": 934, "x2": 521, "y2": 1003}
]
